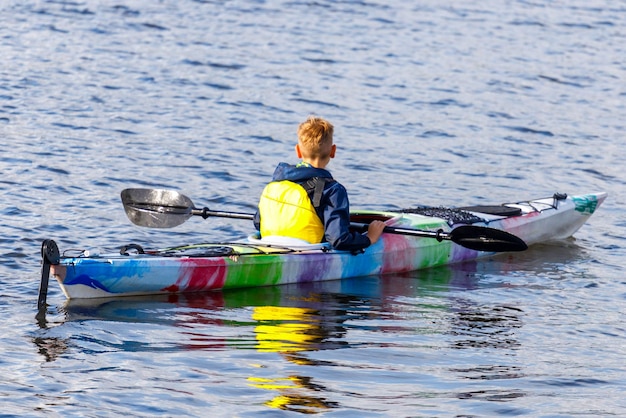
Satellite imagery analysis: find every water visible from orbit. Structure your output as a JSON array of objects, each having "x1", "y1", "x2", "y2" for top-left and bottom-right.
[{"x1": 1, "y1": 0, "x2": 625, "y2": 415}]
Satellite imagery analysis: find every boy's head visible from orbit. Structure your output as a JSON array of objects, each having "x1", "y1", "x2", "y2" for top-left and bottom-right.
[{"x1": 296, "y1": 116, "x2": 335, "y2": 163}]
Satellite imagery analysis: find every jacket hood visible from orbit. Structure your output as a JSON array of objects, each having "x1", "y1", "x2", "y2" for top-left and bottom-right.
[{"x1": 271, "y1": 162, "x2": 333, "y2": 182}]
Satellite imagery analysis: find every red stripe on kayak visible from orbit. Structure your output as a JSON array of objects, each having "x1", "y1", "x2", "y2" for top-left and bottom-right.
[
  {"x1": 162, "y1": 258, "x2": 228, "y2": 293},
  {"x1": 381, "y1": 235, "x2": 416, "y2": 274}
]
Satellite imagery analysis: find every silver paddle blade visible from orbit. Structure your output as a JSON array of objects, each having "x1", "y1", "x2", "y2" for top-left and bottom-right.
[{"x1": 121, "y1": 188, "x2": 195, "y2": 228}]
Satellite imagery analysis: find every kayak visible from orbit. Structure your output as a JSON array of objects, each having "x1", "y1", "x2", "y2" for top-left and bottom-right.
[{"x1": 39, "y1": 190, "x2": 607, "y2": 302}]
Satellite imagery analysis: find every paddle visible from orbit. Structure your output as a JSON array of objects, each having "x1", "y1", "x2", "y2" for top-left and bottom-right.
[{"x1": 120, "y1": 188, "x2": 528, "y2": 252}]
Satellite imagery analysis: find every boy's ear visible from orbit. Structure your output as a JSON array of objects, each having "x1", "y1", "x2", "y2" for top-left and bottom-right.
[
  {"x1": 329, "y1": 144, "x2": 336, "y2": 158},
  {"x1": 295, "y1": 144, "x2": 303, "y2": 158}
]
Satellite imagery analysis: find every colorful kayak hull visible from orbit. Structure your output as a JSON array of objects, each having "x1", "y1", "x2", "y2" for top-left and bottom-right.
[{"x1": 48, "y1": 192, "x2": 607, "y2": 299}]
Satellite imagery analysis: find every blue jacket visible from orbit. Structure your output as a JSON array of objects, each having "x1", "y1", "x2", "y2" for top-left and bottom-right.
[{"x1": 254, "y1": 162, "x2": 372, "y2": 251}]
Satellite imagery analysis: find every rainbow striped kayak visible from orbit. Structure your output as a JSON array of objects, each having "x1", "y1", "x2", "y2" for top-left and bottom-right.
[{"x1": 41, "y1": 191, "x2": 606, "y2": 301}]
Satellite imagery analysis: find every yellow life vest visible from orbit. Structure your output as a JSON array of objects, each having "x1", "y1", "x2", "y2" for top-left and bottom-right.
[{"x1": 258, "y1": 180, "x2": 324, "y2": 244}]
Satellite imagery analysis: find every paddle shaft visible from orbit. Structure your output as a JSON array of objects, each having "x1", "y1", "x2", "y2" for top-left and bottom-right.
[
  {"x1": 193, "y1": 208, "x2": 254, "y2": 221},
  {"x1": 192, "y1": 209, "x2": 452, "y2": 241},
  {"x1": 191, "y1": 209, "x2": 430, "y2": 237},
  {"x1": 350, "y1": 222, "x2": 451, "y2": 241}
]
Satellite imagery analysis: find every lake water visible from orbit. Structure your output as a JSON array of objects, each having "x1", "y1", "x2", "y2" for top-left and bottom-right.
[{"x1": 1, "y1": 0, "x2": 625, "y2": 416}]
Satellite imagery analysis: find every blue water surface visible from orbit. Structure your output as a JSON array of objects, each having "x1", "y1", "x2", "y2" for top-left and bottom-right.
[{"x1": 1, "y1": 0, "x2": 625, "y2": 416}]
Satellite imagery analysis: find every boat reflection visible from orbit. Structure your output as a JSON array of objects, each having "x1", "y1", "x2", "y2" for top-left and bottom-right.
[{"x1": 34, "y1": 271, "x2": 451, "y2": 413}]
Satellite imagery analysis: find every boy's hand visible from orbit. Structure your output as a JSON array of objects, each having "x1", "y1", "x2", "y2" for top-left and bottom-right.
[{"x1": 366, "y1": 220, "x2": 386, "y2": 245}]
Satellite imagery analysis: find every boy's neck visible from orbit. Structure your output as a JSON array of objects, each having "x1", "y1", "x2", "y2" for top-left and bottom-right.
[
  {"x1": 301, "y1": 157, "x2": 329, "y2": 169},
  {"x1": 295, "y1": 143, "x2": 334, "y2": 169}
]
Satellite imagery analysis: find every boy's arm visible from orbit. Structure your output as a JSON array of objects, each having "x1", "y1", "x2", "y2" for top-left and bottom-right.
[{"x1": 323, "y1": 184, "x2": 373, "y2": 251}]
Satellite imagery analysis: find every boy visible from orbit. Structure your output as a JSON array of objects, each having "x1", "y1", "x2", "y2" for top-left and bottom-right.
[{"x1": 254, "y1": 116, "x2": 385, "y2": 251}]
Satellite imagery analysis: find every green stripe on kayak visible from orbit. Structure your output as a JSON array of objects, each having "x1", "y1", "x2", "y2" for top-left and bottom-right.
[
  {"x1": 572, "y1": 195, "x2": 599, "y2": 215},
  {"x1": 222, "y1": 254, "x2": 284, "y2": 289}
]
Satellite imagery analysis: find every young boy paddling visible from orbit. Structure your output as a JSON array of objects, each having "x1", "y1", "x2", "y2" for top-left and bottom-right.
[{"x1": 254, "y1": 116, "x2": 385, "y2": 251}]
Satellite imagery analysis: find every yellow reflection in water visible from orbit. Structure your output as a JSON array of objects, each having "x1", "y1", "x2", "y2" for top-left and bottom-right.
[
  {"x1": 248, "y1": 305, "x2": 336, "y2": 413},
  {"x1": 253, "y1": 306, "x2": 321, "y2": 353}
]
